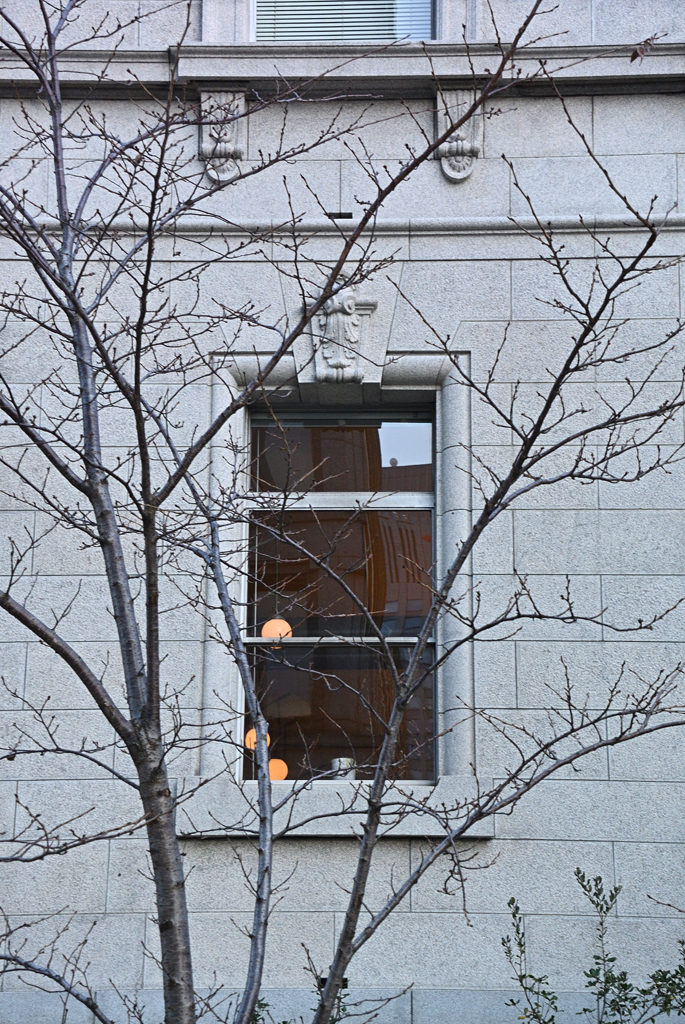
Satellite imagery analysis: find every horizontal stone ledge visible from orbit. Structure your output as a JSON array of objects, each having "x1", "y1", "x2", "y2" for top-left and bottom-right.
[
  {"x1": 5, "y1": 213, "x2": 682, "y2": 239},
  {"x1": 1, "y1": 42, "x2": 684, "y2": 91},
  {"x1": 175, "y1": 42, "x2": 685, "y2": 89},
  {"x1": 176, "y1": 774, "x2": 495, "y2": 839}
]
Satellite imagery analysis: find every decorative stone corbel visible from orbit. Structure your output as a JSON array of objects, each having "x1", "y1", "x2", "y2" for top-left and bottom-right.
[
  {"x1": 313, "y1": 284, "x2": 377, "y2": 384},
  {"x1": 437, "y1": 89, "x2": 483, "y2": 182},
  {"x1": 199, "y1": 92, "x2": 246, "y2": 183}
]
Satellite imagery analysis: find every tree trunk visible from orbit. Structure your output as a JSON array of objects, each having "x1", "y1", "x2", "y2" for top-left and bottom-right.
[{"x1": 137, "y1": 749, "x2": 195, "y2": 1024}]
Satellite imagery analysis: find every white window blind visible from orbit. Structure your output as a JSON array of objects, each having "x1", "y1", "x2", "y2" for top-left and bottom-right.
[{"x1": 256, "y1": 0, "x2": 433, "y2": 42}]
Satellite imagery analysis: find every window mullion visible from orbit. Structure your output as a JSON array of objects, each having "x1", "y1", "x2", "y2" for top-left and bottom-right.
[{"x1": 245, "y1": 491, "x2": 434, "y2": 510}]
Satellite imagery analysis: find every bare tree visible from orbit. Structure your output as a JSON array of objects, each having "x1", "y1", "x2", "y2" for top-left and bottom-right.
[{"x1": 0, "y1": 2, "x2": 683, "y2": 1024}]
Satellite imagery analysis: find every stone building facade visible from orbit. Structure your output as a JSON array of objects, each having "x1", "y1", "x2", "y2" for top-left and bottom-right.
[{"x1": 2, "y1": 1, "x2": 685, "y2": 1022}]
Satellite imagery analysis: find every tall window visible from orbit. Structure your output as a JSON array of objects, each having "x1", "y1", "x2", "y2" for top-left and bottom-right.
[
  {"x1": 244, "y1": 410, "x2": 435, "y2": 782},
  {"x1": 255, "y1": 0, "x2": 433, "y2": 42}
]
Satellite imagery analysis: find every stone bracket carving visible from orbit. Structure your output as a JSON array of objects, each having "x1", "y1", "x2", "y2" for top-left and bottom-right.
[
  {"x1": 437, "y1": 89, "x2": 483, "y2": 182},
  {"x1": 199, "y1": 92, "x2": 246, "y2": 183},
  {"x1": 312, "y1": 284, "x2": 377, "y2": 384}
]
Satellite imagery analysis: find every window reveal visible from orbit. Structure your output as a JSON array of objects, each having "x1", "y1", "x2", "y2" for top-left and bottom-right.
[{"x1": 244, "y1": 415, "x2": 435, "y2": 782}]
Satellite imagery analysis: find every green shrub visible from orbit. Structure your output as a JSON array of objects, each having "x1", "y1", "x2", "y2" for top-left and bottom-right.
[{"x1": 502, "y1": 868, "x2": 685, "y2": 1024}]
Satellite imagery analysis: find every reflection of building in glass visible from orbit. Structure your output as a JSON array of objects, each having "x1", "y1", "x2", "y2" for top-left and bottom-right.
[
  {"x1": 243, "y1": 645, "x2": 434, "y2": 781},
  {"x1": 247, "y1": 416, "x2": 435, "y2": 781},
  {"x1": 251, "y1": 510, "x2": 432, "y2": 635},
  {"x1": 252, "y1": 419, "x2": 433, "y2": 492}
]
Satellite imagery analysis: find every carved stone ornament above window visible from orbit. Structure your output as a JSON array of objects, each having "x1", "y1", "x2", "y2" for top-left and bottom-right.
[
  {"x1": 313, "y1": 284, "x2": 378, "y2": 384},
  {"x1": 436, "y1": 89, "x2": 483, "y2": 183},
  {"x1": 199, "y1": 91, "x2": 246, "y2": 183}
]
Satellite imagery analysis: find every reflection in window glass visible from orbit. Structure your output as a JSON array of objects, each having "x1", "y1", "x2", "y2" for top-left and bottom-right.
[
  {"x1": 250, "y1": 510, "x2": 433, "y2": 637},
  {"x1": 243, "y1": 645, "x2": 434, "y2": 781},
  {"x1": 251, "y1": 420, "x2": 433, "y2": 492},
  {"x1": 247, "y1": 410, "x2": 436, "y2": 784}
]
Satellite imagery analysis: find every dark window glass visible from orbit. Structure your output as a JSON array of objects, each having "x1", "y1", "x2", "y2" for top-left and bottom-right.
[
  {"x1": 251, "y1": 421, "x2": 432, "y2": 492},
  {"x1": 243, "y1": 645, "x2": 434, "y2": 781},
  {"x1": 250, "y1": 510, "x2": 433, "y2": 637}
]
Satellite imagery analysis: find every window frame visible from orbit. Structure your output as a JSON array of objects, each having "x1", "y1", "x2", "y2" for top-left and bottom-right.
[
  {"x1": 187, "y1": 363, "x2": 493, "y2": 838},
  {"x1": 242, "y1": 409, "x2": 437, "y2": 784}
]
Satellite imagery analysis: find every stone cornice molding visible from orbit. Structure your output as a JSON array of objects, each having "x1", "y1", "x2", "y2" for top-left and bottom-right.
[
  {"x1": 172, "y1": 41, "x2": 685, "y2": 95},
  {"x1": 18, "y1": 212, "x2": 685, "y2": 239},
  {"x1": 218, "y1": 346, "x2": 453, "y2": 401},
  {"x1": 172, "y1": 40, "x2": 685, "y2": 61},
  {"x1": 0, "y1": 42, "x2": 684, "y2": 91}
]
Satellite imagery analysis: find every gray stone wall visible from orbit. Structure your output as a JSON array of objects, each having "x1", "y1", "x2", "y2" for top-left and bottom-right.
[{"x1": 2, "y1": 2, "x2": 685, "y2": 1021}]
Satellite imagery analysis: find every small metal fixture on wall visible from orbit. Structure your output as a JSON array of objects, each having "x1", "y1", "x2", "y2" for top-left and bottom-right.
[
  {"x1": 199, "y1": 91, "x2": 246, "y2": 182},
  {"x1": 436, "y1": 89, "x2": 483, "y2": 182}
]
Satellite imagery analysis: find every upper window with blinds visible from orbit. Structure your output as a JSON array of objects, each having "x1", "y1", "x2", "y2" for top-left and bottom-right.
[{"x1": 255, "y1": 0, "x2": 434, "y2": 42}]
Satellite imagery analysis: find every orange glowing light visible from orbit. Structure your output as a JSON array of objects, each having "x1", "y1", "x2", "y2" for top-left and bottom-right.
[
  {"x1": 261, "y1": 618, "x2": 293, "y2": 639},
  {"x1": 244, "y1": 728, "x2": 270, "y2": 750},
  {"x1": 268, "y1": 758, "x2": 288, "y2": 781}
]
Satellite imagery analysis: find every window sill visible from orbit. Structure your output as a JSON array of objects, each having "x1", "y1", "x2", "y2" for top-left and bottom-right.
[{"x1": 176, "y1": 775, "x2": 493, "y2": 839}]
